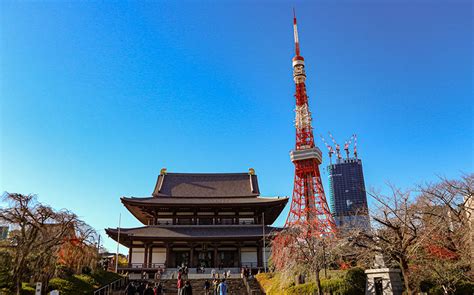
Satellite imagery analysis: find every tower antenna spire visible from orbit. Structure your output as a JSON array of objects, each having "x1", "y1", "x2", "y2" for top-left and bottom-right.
[{"x1": 293, "y1": 8, "x2": 301, "y2": 56}]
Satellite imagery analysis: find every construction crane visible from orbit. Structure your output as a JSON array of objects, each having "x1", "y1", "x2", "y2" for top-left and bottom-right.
[
  {"x1": 343, "y1": 134, "x2": 355, "y2": 160},
  {"x1": 352, "y1": 134, "x2": 358, "y2": 159},
  {"x1": 319, "y1": 135, "x2": 335, "y2": 165},
  {"x1": 328, "y1": 132, "x2": 342, "y2": 160}
]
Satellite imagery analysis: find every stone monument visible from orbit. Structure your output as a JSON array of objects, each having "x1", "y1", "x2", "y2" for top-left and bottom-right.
[{"x1": 365, "y1": 255, "x2": 403, "y2": 295}]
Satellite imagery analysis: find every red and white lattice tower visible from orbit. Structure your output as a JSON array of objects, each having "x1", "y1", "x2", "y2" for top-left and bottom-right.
[{"x1": 285, "y1": 12, "x2": 336, "y2": 235}]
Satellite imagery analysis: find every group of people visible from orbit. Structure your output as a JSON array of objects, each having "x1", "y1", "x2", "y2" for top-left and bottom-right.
[
  {"x1": 126, "y1": 281, "x2": 163, "y2": 295},
  {"x1": 210, "y1": 269, "x2": 231, "y2": 279},
  {"x1": 177, "y1": 265, "x2": 189, "y2": 279},
  {"x1": 196, "y1": 265, "x2": 206, "y2": 273},
  {"x1": 240, "y1": 266, "x2": 252, "y2": 279},
  {"x1": 203, "y1": 278, "x2": 228, "y2": 295}
]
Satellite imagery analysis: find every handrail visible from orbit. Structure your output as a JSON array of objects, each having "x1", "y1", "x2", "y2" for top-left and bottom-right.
[
  {"x1": 93, "y1": 277, "x2": 128, "y2": 295},
  {"x1": 242, "y1": 276, "x2": 264, "y2": 295},
  {"x1": 242, "y1": 276, "x2": 252, "y2": 295}
]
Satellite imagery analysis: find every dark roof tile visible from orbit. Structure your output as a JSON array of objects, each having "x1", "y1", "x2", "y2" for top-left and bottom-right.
[{"x1": 152, "y1": 173, "x2": 259, "y2": 198}]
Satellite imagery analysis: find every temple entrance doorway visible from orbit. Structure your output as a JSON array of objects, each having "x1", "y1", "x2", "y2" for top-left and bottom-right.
[
  {"x1": 219, "y1": 251, "x2": 237, "y2": 268},
  {"x1": 173, "y1": 251, "x2": 189, "y2": 268},
  {"x1": 195, "y1": 251, "x2": 214, "y2": 268}
]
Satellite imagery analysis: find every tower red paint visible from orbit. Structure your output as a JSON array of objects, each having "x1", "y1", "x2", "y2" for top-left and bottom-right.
[{"x1": 285, "y1": 12, "x2": 336, "y2": 235}]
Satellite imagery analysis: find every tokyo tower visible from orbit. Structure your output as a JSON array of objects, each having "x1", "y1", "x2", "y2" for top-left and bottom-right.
[{"x1": 285, "y1": 12, "x2": 336, "y2": 235}]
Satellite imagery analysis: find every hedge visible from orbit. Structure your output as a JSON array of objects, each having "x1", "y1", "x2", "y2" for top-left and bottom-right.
[
  {"x1": 48, "y1": 270, "x2": 122, "y2": 295},
  {"x1": 256, "y1": 268, "x2": 366, "y2": 295}
]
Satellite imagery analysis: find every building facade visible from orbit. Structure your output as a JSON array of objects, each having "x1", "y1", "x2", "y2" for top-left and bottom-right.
[
  {"x1": 106, "y1": 169, "x2": 288, "y2": 274},
  {"x1": 328, "y1": 158, "x2": 370, "y2": 231}
]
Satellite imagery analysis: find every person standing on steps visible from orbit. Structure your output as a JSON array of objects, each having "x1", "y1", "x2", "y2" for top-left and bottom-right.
[
  {"x1": 212, "y1": 278, "x2": 219, "y2": 295},
  {"x1": 204, "y1": 279, "x2": 211, "y2": 295},
  {"x1": 144, "y1": 284, "x2": 154, "y2": 295},
  {"x1": 217, "y1": 279, "x2": 228, "y2": 295},
  {"x1": 182, "y1": 280, "x2": 192, "y2": 295},
  {"x1": 177, "y1": 277, "x2": 184, "y2": 295}
]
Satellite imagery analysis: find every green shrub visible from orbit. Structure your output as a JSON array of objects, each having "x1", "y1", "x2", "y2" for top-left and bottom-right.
[
  {"x1": 454, "y1": 281, "x2": 474, "y2": 295},
  {"x1": 287, "y1": 282, "x2": 317, "y2": 294},
  {"x1": 0, "y1": 252, "x2": 12, "y2": 290},
  {"x1": 321, "y1": 277, "x2": 349, "y2": 293},
  {"x1": 429, "y1": 281, "x2": 474, "y2": 295},
  {"x1": 81, "y1": 266, "x2": 92, "y2": 275},
  {"x1": 20, "y1": 283, "x2": 35, "y2": 295},
  {"x1": 344, "y1": 267, "x2": 365, "y2": 295},
  {"x1": 90, "y1": 270, "x2": 121, "y2": 286},
  {"x1": 49, "y1": 278, "x2": 75, "y2": 294}
]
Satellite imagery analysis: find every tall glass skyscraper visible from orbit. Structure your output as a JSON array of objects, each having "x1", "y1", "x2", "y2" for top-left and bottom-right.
[{"x1": 328, "y1": 158, "x2": 370, "y2": 231}]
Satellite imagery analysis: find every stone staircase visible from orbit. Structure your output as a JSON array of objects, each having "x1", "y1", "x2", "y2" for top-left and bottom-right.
[{"x1": 160, "y1": 278, "x2": 247, "y2": 295}]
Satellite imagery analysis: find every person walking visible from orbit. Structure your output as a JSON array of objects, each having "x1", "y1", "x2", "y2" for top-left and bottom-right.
[
  {"x1": 182, "y1": 280, "x2": 193, "y2": 295},
  {"x1": 204, "y1": 279, "x2": 211, "y2": 295},
  {"x1": 126, "y1": 282, "x2": 136, "y2": 295},
  {"x1": 217, "y1": 279, "x2": 228, "y2": 295},
  {"x1": 211, "y1": 268, "x2": 216, "y2": 279},
  {"x1": 177, "y1": 277, "x2": 184, "y2": 295},
  {"x1": 154, "y1": 282, "x2": 163, "y2": 295},
  {"x1": 212, "y1": 279, "x2": 219, "y2": 295},
  {"x1": 144, "y1": 284, "x2": 154, "y2": 295}
]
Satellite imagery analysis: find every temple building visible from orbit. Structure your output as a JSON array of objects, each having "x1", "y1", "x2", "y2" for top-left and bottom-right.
[{"x1": 106, "y1": 168, "x2": 288, "y2": 274}]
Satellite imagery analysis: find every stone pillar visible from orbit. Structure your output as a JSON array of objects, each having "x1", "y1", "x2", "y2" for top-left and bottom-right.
[{"x1": 365, "y1": 268, "x2": 403, "y2": 295}]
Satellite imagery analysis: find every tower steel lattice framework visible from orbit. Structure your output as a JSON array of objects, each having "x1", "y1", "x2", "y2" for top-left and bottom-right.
[{"x1": 285, "y1": 12, "x2": 336, "y2": 235}]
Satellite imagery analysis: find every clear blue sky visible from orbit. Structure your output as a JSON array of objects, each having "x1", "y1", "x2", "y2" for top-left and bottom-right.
[{"x1": 1, "y1": 1, "x2": 472, "y2": 253}]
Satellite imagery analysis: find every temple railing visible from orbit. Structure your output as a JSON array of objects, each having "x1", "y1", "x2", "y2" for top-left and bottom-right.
[
  {"x1": 240, "y1": 262, "x2": 259, "y2": 269},
  {"x1": 119, "y1": 263, "x2": 166, "y2": 270}
]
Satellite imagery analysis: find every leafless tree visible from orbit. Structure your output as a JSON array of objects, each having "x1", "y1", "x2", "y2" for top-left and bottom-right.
[
  {"x1": 350, "y1": 185, "x2": 422, "y2": 294},
  {"x1": 0, "y1": 193, "x2": 98, "y2": 294},
  {"x1": 351, "y1": 175, "x2": 474, "y2": 294},
  {"x1": 272, "y1": 224, "x2": 343, "y2": 295},
  {"x1": 412, "y1": 174, "x2": 474, "y2": 294}
]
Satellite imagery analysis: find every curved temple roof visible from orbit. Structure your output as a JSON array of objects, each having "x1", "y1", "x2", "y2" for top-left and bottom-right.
[
  {"x1": 152, "y1": 172, "x2": 260, "y2": 198},
  {"x1": 121, "y1": 171, "x2": 288, "y2": 225}
]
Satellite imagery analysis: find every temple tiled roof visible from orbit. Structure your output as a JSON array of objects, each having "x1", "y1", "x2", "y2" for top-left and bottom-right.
[
  {"x1": 152, "y1": 173, "x2": 259, "y2": 198},
  {"x1": 106, "y1": 225, "x2": 282, "y2": 246},
  {"x1": 120, "y1": 171, "x2": 288, "y2": 226}
]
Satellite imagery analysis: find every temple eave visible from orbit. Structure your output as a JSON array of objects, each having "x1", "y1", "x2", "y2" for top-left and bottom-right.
[{"x1": 106, "y1": 225, "x2": 282, "y2": 247}]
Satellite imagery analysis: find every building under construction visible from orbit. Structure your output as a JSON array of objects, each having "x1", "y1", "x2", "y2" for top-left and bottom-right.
[{"x1": 328, "y1": 157, "x2": 370, "y2": 231}]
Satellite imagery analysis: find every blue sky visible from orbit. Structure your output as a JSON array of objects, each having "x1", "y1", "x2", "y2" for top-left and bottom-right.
[{"x1": 1, "y1": 1, "x2": 472, "y2": 253}]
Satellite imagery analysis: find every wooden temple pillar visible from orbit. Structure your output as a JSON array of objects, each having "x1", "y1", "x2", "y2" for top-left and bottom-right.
[
  {"x1": 190, "y1": 244, "x2": 195, "y2": 267},
  {"x1": 144, "y1": 243, "x2": 149, "y2": 267},
  {"x1": 128, "y1": 246, "x2": 133, "y2": 265},
  {"x1": 213, "y1": 243, "x2": 219, "y2": 268},
  {"x1": 148, "y1": 245, "x2": 153, "y2": 266},
  {"x1": 237, "y1": 243, "x2": 242, "y2": 267},
  {"x1": 257, "y1": 244, "x2": 262, "y2": 268},
  {"x1": 165, "y1": 243, "x2": 171, "y2": 268}
]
